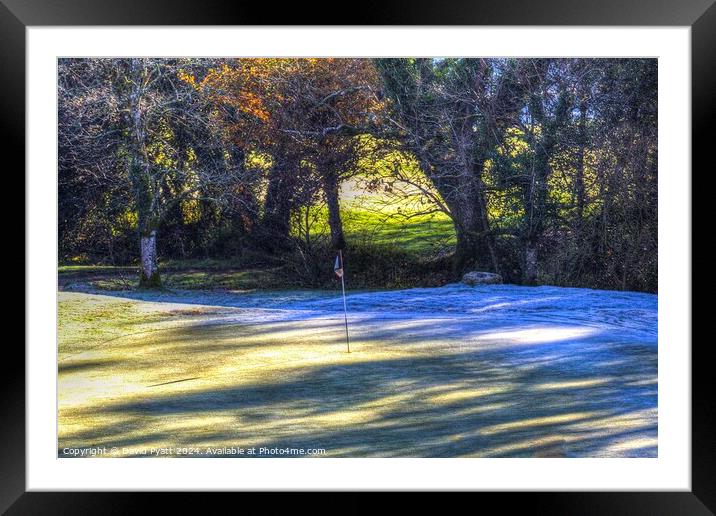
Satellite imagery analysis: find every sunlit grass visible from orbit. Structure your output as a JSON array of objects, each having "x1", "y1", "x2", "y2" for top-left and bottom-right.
[
  {"x1": 475, "y1": 326, "x2": 598, "y2": 345},
  {"x1": 295, "y1": 205, "x2": 455, "y2": 256},
  {"x1": 343, "y1": 209, "x2": 455, "y2": 254},
  {"x1": 478, "y1": 412, "x2": 602, "y2": 436},
  {"x1": 533, "y1": 378, "x2": 611, "y2": 391},
  {"x1": 58, "y1": 292, "x2": 657, "y2": 458},
  {"x1": 426, "y1": 385, "x2": 512, "y2": 405},
  {"x1": 294, "y1": 177, "x2": 456, "y2": 255}
]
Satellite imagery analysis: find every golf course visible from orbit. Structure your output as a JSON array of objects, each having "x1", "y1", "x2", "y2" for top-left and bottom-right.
[
  {"x1": 58, "y1": 57, "x2": 659, "y2": 459},
  {"x1": 58, "y1": 283, "x2": 657, "y2": 458}
]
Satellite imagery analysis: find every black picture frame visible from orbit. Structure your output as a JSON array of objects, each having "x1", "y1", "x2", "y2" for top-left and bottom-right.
[{"x1": 5, "y1": 0, "x2": 711, "y2": 513}]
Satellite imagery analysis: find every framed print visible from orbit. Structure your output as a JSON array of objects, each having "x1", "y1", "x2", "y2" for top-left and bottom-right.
[{"x1": 6, "y1": 0, "x2": 712, "y2": 512}]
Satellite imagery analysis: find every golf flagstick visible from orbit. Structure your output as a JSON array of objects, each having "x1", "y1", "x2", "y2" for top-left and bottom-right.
[{"x1": 335, "y1": 250, "x2": 350, "y2": 353}]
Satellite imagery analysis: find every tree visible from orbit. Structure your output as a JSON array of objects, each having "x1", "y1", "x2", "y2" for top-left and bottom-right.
[
  {"x1": 513, "y1": 59, "x2": 572, "y2": 284},
  {"x1": 202, "y1": 58, "x2": 382, "y2": 251},
  {"x1": 59, "y1": 59, "x2": 129, "y2": 263},
  {"x1": 265, "y1": 58, "x2": 382, "y2": 250},
  {"x1": 59, "y1": 58, "x2": 234, "y2": 287},
  {"x1": 59, "y1": 57, "x2": 658, "y2": 293},
  {"x1": 376, "y1": 58, "x2": 524, "y2": 274}
]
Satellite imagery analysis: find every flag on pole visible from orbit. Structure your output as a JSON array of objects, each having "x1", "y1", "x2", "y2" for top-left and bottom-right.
[{"x1": 335, "y1": 251, "x2": 350, "y2": 353}]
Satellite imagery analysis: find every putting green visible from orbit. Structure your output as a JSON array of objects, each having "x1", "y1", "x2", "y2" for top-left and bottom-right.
[{"x1": 58, "y1": 291, "x2": 657, "y2": 458}]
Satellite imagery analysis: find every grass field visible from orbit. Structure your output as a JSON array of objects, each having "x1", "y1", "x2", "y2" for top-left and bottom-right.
[
  {"x1": 304, "y1": 205, "x2": 455, "y2": 255},
  {"x1": 338, "y1": 176, "x2": 456, "y2": 254},
  {"x1": 58, "y1": 285, "x2": 657, "y2": 458}
]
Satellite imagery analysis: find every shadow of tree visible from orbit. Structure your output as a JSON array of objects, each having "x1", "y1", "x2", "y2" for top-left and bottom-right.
[{"x1": 58, "y1": 309, "x2": 657, "y2": 458}]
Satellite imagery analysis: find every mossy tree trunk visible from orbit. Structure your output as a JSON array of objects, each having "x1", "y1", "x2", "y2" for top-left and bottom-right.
[
  {"x1": 448, "y1": 184, "x2": 499, "y2": 276},
  {"x1": 125, "y1": 58, "x2": 162, "y2": 288},
  {"x1": 520, "y1": 88, "x2": 570, "y2": 285},
  {"x1": 261, "y1": 154, "x2": 297, "y2": 251},
  {"x1": 322, "y1": 168, "x2": 346, "y2": 251}
]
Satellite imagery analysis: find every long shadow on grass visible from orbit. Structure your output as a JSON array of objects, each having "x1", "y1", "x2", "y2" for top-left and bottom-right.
[{"x1": 58, "y1": 318, "x2": 657, "y2": 458}]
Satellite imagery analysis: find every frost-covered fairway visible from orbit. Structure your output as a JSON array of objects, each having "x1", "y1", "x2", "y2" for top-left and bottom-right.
[{"x1": 58, "y1": 284, "x2": 657, "y2": 458}]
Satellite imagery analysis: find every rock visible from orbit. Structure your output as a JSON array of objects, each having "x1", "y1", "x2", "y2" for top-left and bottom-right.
[{"x1": 462, "y1": 271, "x2": 502, "y2": 286}]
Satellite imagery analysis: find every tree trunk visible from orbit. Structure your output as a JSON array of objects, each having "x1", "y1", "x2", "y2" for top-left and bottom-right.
[
  {"x1": 322, "y1": 171, "x2": 346, "y2": 250},
  {"x1": 521, "y1": 132, "x2": 552, "y2": 284},
  {"x1": 139, "y1": 230, "x2": 161, "y2": 288},
  {"x1": 454, "y1": 223, "x2": 481, "y2": 274},
  {"x1": 521, "y1": 170, "x2": 548, "y2": 285},
  {"x1": 453, "y1": 225, "x2": 499, "y2": 274},
  {"x1": 575, "y1": 95, "x2": 588, "y2": 232},
  {"x1": 445, "y1": 175, "x2": 499, "y2": 276},
  {"x1": 523, "y1": 241, "x2": 539, "y2": 285},
  {"x1": 230, "y1": 147, "x2": 259, "y2": 236},
  {"x1": 125, "y1": 58, "x2": 163, "y2": 288},
  {"x1": 261, "y1": 156, "x2": 294, "y2": 249}
]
